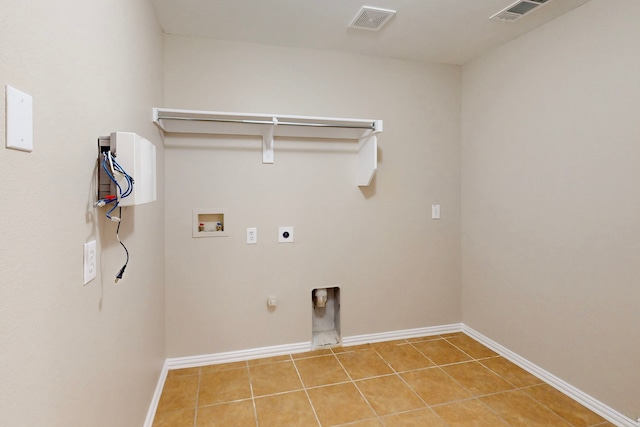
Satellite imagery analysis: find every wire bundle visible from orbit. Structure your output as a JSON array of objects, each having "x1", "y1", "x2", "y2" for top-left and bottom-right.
[
  {"x1": 96, "y1": 151, "x2": 134, "y2": 282},
  {"x1": 96, "y1": 151, "x2": 134, "y2": 221}
]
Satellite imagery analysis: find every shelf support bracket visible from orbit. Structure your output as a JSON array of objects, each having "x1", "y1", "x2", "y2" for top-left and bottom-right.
[
  {"x1": 262, "y1": 117, "x2": 277, "y2": 164},
  {"x1": 357, "y1": 133, "x2": 377, "y2": 186}
]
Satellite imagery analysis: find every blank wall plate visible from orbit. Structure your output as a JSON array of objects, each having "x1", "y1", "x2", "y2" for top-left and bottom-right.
[{"x1": 6, "y1": 85, "x2": 33, "y2": 152}]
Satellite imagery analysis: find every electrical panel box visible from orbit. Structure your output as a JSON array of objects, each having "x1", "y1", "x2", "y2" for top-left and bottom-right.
[{"x1": 98, "y1": 132, "x2": 157, "y2": 206}]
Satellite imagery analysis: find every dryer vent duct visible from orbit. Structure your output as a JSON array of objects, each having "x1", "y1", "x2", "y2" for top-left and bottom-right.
[
  {"x1": 490, "y1": 0, "x2": 552, "y2": 22},
  {"x1": 349, "y1": 6, "x2": 396, "y2": 31}
]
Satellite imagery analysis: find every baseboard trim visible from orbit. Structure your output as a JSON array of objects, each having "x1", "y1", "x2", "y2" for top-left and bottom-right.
[
  {"x1": 143, "y1": 359, "x2": 169, "y2": 427},
  {"x1": 165, "y1": 323, "x2": 464, "y2": 370},
  {"x1": 342, "y1": 323, "x2": 463, "y2": 346},
  {"x1": 145, "y1": 323, "x2": 637, "y2": 427},
  {"x1": 462, "y1": 325, "x2": 638, "y2": 427}
]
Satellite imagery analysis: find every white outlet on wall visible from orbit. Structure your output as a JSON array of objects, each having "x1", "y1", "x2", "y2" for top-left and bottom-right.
[
  {"x1": 83, "y1": 240, "x2": 97, "y2": 285},
  {"x1": 247, "y1": 227, "x2": 257, "y2": 244},
  {"x1": 432, "y1": 204, "x2": 441, "y2": 219}
]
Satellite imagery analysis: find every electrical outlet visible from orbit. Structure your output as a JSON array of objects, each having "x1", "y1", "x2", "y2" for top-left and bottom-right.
[
  {"x1": 83, "y1": 240, "x2": 97, "y2": 285},
  {"x1": 278, "y1": 226, "x2": 294, "y2": 243},
  {"x1": 247, "y1": 227, "x2": 257, "y2": 244},
  {"x1": 431, "y1": 204, "x2": 441, "y2": 219}
]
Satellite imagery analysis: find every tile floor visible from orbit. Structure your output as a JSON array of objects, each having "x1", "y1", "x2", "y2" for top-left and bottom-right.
[{"x1": 152, "y1": 333, "x2": 615, "y2": 427}]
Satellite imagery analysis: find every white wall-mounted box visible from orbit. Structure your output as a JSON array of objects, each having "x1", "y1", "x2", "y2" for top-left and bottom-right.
[{"x1": 102, "y1": 132, "x2": 157, "y2": 206}]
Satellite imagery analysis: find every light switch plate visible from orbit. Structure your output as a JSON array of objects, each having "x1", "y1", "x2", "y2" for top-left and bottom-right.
[
  {"x1": 6, "y1": 85, "x2": 33, "y2": 152},
  {"x1": 278, "y1": 226, "x2": 294, "y2": 243},
  {"x1": 83, "y1": 240, "x2": 97, "y2": 285}
]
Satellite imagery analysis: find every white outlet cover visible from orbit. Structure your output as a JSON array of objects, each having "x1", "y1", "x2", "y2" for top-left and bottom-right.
[
  {"x1": 246, "y1": 227, "x2": 257, "y2": 244},
  {"x1": 431, "y1": 204, "x2": 441, "y2": 219},
  {"x1": 6, "y1": 85, "x2": 33, "y2": 152},
  {"x1": 278, "y1": 226, "x2": 294, "y2": 243},
  {"x1": 83, "y1": 240, "x2": 97, "y2": 285}
]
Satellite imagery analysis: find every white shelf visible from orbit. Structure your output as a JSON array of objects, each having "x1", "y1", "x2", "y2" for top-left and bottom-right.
[{"x1": 153, "y1": 108, "x2": 383, "y2": 186}]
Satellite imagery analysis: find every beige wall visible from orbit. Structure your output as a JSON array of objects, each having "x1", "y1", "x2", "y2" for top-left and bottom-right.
[
  {"x1": 0, "y1": 1, "x2": 165, "y2": 426},
  {"x1": 163, "y1": 36, "x2": 462, "y2": 357},
  {"x1": 461, "y1": 0, "x2": 640, "y2": 419}
]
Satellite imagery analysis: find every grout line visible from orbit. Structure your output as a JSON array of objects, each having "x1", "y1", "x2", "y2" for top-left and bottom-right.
[
  {"x1": 167, "y1": 334, "x2": 610, "y2": 427},
  {"x1": 290, "y1": 354, "x2": 322, "y2": 427},
  {"x1": 244, "y1": 361, "x2": 259, "y2": 427},
  {"x1": 193, "y1": 367, "x2": 202, "y2": 427},
  {"x1": 331, "y1": 350, "x2": 383, "y2": 425},
  {"x1": 369, "y1": 342, "x2": 449, "y2": 427}
]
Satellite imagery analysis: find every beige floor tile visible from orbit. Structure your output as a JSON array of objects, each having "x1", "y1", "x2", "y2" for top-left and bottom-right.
[
  {"x1": 401, "y1": 367, "x2": 472, "y2": 405},
  {"x1": 156, "y1": 374, "x2": 199, "y2": 413},
  {"x1": 381, "y1": 408, "x2": 447, "y2": 427},
  {"x1": 522, "y1": 384, "x2": 607, "y2": 427},
  {"x1": 152, "y1": 409, "x2": 195, "y2": 427},
  {"x1": 336, "y1": 349, "x2": 393, "y2": 380},
  {"x1": 196, "y1": 400, "x2": 256, "y2": 427},
  {"x1": 166, "y1": 367, "x2": 200, "y2": 378},
  {"x1": 247, "y1": 355, "x2": 290, "y2": 365},
  {"x1": 479, "y1": 357, "x2": 543, "y2": 388},
  {"x1": 292, "y1": 349, "x2": 333, "y2": 359},
  {"x1": 411, "y1": 339, "x2": 472, "y2": 365},
  {"x1": 406, "y1": 335, "x2": 443, "y2": 343},
  {"x1": 441, "y1": 361, "x2": 515, "y2": 396},
  {"x1": 337, "y1": 419, "x2": 383, "y2": 427},
  {"x1": 294, "y1": 354, "x2": 350, "y2": 388},
  {"x1": 200, "y1": 360, "x2": 247, "y2": 373},
  {"x1": 307, "y1": 382, "x2": 376, "y2": 426},
  {"x1": 356, "y1": 375, "x2": 426, "y2": 416},
  {"x1": 432, "y1": 399, "x2": 510, "y2": 427},
  {"x1": 439, "y1": 332, "x2": 465, "y2": 338},
  {"x1": 445, "y1": 335, "x2": 498, "y2": 359},
  {"x1": 255, "y1": 391, "x2": 319, "y2": 427},
  {"x1": 250, "y1": 360, "x2": 303, "y2": 396},
  {"x1": 155, "y1": 337, "x2": 615, "y2": 427},
  {"x1": 481, "y1": 390, "x2": 572, "y2": 426},
  {"x1": 370, "y1": 339, "x2": 409, "y2": 349},
  {"x1": 374, "y1": 343, "x2": 434, "y2": 372},
  {"x1": 198, "y1": 367, "x2": 252, "y2": 406},
  {"x1": 332, "y1": 343, "x2": 372, "y2": 353}
]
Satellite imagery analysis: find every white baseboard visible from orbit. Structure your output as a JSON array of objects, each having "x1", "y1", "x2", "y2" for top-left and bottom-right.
[
  {"x1": 165, "y1": 323, "x2": 464, "y2": 371},
  {"x1": 462, "y1": 325, "x2": 639, "y2": 427},
  {"x1": 342, "y1": 323, "x2": 463, "y2": 346},
  {"x1": 143, "y1": 359, "x2": 169, "y2": 427},
  {"x1": 144, "y1": 323, "x2": 638, "y2": 427}
]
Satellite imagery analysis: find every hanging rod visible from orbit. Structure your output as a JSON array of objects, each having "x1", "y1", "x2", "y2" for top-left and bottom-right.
[
  {"x1": 152, "y1": 107, "x2": 383, "y2": 186},
  {"x1": 155, "y1": 114, "x2": 377, "y2": 131}
]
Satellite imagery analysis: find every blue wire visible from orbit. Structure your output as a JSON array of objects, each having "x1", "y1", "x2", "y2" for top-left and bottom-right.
[
  {"x1": 101, "y1": 151, "x2": 135, "y2": 220},
  {"x1": 110, "y1": 156, "x2": 133, "y2": 198},
  {"x1": 102, "y1": 154, "x2": 123, "y2": 197},
  {"x1": 106, "y1": 200, "x2": 120, "y2": 220}
]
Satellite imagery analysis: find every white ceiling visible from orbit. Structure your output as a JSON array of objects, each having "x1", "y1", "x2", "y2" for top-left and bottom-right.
[{"x1": 151, "y1": 0, "x2": 592, "y2": 65}]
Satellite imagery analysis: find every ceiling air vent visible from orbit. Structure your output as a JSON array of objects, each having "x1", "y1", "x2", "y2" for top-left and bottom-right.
[
  {"x1": 490, "y1": 0, "x2": 552, "y2": 22},
  {"x1": 349, "y1": 6, "x2": 396, "y2": 31}
]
